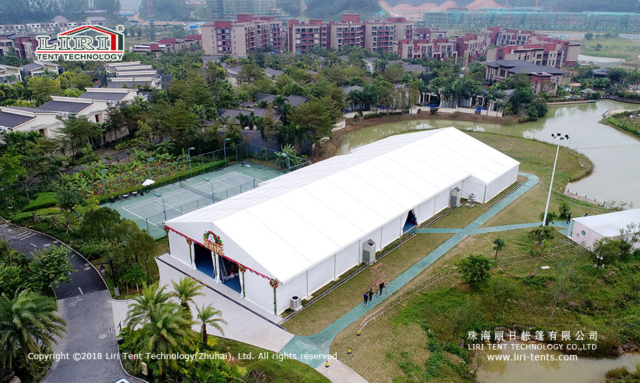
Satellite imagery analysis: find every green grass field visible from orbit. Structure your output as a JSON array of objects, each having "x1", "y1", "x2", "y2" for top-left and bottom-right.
[{"x1": 580, "y1": 38, "x2": 640, "y2": 60}]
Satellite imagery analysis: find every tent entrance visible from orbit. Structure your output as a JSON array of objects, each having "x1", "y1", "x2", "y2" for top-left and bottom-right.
[
  {"x1": 403, "y1": 210, "x2": 417, "y2": 233},
  {"x1": 218, "y1": 256, "x2": 242, "y2": 293},
  {"x1": 194, "y1": 243, "x2": 214, "y2": 278}
]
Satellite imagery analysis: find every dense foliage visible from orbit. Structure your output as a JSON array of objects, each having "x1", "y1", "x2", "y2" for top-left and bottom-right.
[{"x1": 306, "y1": 0, "x2": 380, "y2": 19}]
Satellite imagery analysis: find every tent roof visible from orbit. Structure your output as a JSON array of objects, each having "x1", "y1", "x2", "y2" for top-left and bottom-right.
[
  {"x1": 167, "y1": 128, "x2": 519, "y2": 283},
  {"x1": 573, "y1": 209, "x2": 640, "y2": 237}
]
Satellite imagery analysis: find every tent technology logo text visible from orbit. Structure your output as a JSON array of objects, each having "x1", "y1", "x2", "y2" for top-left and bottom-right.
[{"x1": 36, "y1": 25, "x2": 125, "y2": 61}]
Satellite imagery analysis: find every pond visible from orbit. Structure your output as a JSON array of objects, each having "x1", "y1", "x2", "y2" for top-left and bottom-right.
[
  {"x1": 337, "y1": 100, "x2": 640, "y2": 206},
  {"x1": 476, "y1": 341, "x2": 640, "y2": 383}
]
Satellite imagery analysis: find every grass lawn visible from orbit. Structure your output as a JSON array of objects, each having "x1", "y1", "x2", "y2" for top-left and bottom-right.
[
  {"x1": 282, "y1": 233, "x2": 452, "y2": 336},
  {"x1": 467, "y1": 132, "x2": 609, "y2": 227},
  {"x1": 331, "y1": 231, "x2": 638, "y2": 382},
  {"x1": 213, "y1": 338, "x2": 330, "y2": 383},
  {"x1": 580, "y1": 38, "x2": 640, "y2": 60}
]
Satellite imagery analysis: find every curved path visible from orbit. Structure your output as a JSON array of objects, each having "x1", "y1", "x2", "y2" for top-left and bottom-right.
[
  {"x1": 0, "y1": 219, "x2": 145, "y2": 383},
  {"x1": 280, "y1": 173, "x2": 546, "y2": 369}
]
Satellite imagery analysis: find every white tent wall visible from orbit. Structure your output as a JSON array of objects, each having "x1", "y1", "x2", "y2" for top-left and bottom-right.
[
  {"x1": 381, "y1": 216, "x2": 403, "y2": 248},
  {"x1": 434, "y1": 188, "x2": 452, "y2": 213},
  {"x1": 243, "y1": 270, "x2": 280, "y2": 315},
  {"x1": 462, "y1": 176, "x2": 487, "y2": 202},
  {"x1": 277, "y1": 272, "x2": 308, "y2": 314},
  {"x1": 334, "y1": 242, "x2": 359, "y2": 277},
  {"x1": 485, "y1": 167, "x2": 519, "y2": 202},
  {"x1": 307, "y1": 256, "x2": 335, "y2": 294},
  {"x1": 417, "y1": 197, "x2": 436, "y2": 222},
  {"x1": 169, "y1": 230, "x2": 192, "y2": 268}
]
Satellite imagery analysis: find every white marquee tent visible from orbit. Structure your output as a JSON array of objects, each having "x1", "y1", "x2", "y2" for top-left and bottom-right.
[
  {"x1": 570, "y1": 208, "x2": 640, "y2": 249},
  {"x1": 165, "y1": 128, "x2": 519, "y2": 315}
]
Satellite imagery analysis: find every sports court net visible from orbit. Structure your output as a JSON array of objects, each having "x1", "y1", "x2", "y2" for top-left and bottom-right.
[{"x1": 123, "y1": 172, "x2": 257, "y2": 227}]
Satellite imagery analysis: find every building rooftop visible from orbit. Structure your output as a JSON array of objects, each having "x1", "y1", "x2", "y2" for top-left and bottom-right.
[
  {"x1": 0, "y1": 110, "x2": 35, "y2": 128},
  {"x1": 486, "y1": 60, "x2": 565, "y2": 75},
  {"x1": 36, "y1": 100, "x2": 91, "y2": 113}
]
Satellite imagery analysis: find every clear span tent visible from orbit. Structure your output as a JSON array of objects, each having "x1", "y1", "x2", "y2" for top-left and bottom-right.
[
  {"x1": 165, "y1": 128, "x2": 520, "y2": 315},
  {"x1": 570, "y1": 208, "x2": 640, "y2": 249}
]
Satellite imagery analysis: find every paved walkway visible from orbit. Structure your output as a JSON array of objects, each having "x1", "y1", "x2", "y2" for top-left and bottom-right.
[
  {"x1": 154, "y1": 254, "x2": 294, "y2": 352},
  {"x1": 279, "y1": 173, "x2": 541, "y2": 368},
  {"x1": 0, "y1": 220, "x2": 145, "y2": 383}
]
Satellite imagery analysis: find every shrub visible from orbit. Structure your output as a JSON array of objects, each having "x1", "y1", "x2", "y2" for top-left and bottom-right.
[
  {"x1": 518, "y1": 115, "x2": 530, "y2": 123},
  {"x1": 363, "y1": 113, "x2": 383, "y2": 120},
  {"x1": 23, "y1": 192, "x2": 57, "y2": 212},
  {"x1": 430, "y1": 107, "x2": 439, "y2": 115}
]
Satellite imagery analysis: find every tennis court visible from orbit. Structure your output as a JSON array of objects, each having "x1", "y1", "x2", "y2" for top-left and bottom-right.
[{"x1": 110, "y1": 163, "x2": 278, "y2": 238}]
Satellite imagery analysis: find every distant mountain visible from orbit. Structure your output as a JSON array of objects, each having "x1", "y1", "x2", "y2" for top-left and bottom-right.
[{"x1": 306, "y1": 0, "x2": 381, "y2": 19}]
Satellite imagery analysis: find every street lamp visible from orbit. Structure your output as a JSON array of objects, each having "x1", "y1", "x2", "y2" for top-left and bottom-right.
[
  {"x1": 245, "y1": 164, "x2": 256, "y2": 189},
  {"x1": 100, "y1": 169, "x2": 109, "y2": 202},
  {"x1": 98, "y1": 260, "x2": 119, "y2": 297},
  {"x1": 147, "y1": 157, "x2": 155, "y2": 180},
  {"x1": 188, "y1": 147, "x2": 196, "y2": 178},
  {"x1": 223, "y1": 138, "x2": 231, "y2": 167},
  {"x1": 542, "y1": 133, "x2": 570, "y2": 226}
]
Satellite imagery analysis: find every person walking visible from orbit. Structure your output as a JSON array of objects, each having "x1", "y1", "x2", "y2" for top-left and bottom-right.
[
  {"x1": 363, "y1": 292, "x2": 369, "y2": 306},
  {"x1": 566, "y1": 212, "x2": 572, "y2": 224},
  {"x1": 379, "y1": 281, "x2": 385, "y2": 296},
  {"x1": 368, "y1": 289, "x2": 374, "y2": 303}
]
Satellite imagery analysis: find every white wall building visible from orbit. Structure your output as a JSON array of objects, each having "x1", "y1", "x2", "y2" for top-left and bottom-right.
[
  {"x1": 164, "y1": 128, "x2": 519, "y2": 316},
  {"x1": 570, "y1": 209, "x2": 640, "y2": 250}
]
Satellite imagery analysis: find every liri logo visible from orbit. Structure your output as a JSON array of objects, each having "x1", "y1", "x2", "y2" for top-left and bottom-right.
[{"x1": 36, "y1": 25, "x2": 125, "y2": 61}]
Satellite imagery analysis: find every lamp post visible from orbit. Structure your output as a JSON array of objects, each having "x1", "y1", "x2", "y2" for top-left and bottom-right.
[
  {"x1": 98, "y1": 259, "x2": 119, "y2": 297},
  {"x1": 100, "y1": 169, "x2": 109, "y2": 202},
  {"x1": 223, "y1": 138, "x2": 230, "y2": 167},
  {"x1": 245, "y1": 164, "x2": 256, "y2": 189},
  {"x1": 542, "y1": 133, "x2": 570, "y2": 226},
  {"x1": 188, "y1": 147, "x2": 195, "y2": 178},
  {"x1": 147, "y1": 157, "x2": 155, "y2": 180}
]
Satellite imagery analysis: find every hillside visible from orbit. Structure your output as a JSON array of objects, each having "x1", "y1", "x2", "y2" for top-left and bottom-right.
[
  {"x1": 306, "y1": 0, "x2": 382, "y2": 19},
  {"x1": 380, "y1": 0, "x2": 640, "y2": 12}
]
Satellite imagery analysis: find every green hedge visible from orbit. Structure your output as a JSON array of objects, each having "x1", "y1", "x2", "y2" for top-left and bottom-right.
[
  {"x1": 95, "y1": 159, "x2": 230, "y2": 203},
  {"x1": 13, "y1": 207, "x2": 61, "y2": 222},
  {"x1": 23, "y1": 192, "x2": 57, "y2": 212}
]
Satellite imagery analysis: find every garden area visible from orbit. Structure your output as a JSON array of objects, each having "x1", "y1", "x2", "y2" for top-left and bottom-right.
[
  {"x1": 602, "y1": 110, "x2": 640, "y2": 137},
  {"x1": 118, "y1": 278, "x2": 328, "y2": 383}
]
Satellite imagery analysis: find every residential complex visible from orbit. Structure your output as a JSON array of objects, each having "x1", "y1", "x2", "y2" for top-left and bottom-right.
[
  {"x1": 202, "y1": 14, "x2": 284, "y2": 56},
  {"x1": 483, "y1": 27, "x2": 581, "y2": 68}
]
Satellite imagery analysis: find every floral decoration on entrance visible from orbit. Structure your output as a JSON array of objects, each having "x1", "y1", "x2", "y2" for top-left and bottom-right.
[{"x1": 203, "y1": 231, "x2": 225, "y2": 256}]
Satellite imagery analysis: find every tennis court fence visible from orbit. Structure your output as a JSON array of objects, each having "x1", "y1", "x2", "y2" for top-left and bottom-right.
[{"x1": 87, "y1": 143, "x2": 309, "y2": 202}]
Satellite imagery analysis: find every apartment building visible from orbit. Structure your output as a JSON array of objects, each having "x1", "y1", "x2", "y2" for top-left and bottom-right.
[
  {"x1": 362, "y1": 17, "x2": 413, "y2": 54},
  {"x1": 202, "y1": 14, "x2": 284, "y2": 57},
  {"x1": 394, "y1": 38, "x2": 457, "y2": 61},
  {"x1": 288, "y1": 19, "x2": 325, "y2": 55},
  {"x1": 413, "y1": 28, "x2": 448, "y2": 39},
  {"x1": 455, "y1": 33, "x2": 487, "y2": 65},
  {"x1": 484, "y1": 30, "x2": 580, "y2": 68},
  {"x1": 326, "y1": 14, "x2": 363, "y2": 51}
]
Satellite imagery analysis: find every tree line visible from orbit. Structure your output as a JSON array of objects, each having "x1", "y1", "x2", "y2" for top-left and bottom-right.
[{"x1": 0, "y1": 0, "x2": 121, "y2": 24}]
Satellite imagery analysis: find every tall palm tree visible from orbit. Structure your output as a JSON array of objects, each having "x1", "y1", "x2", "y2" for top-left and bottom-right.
[
  {"x1": 196, "y1": 304, "x2": 227, "y2": 346},
  {"x1": 0, "y1": 290, "x2": 66, "y2": 368},
  {"x1": 137, "y1": 304, "x2": 195, "y2": 377},
  {"x1": 125, "y1": 283, "x2": 173, "y2": 329},
  {"x1": 171, "y1": 278, "x2": 204, "y2": 313}
]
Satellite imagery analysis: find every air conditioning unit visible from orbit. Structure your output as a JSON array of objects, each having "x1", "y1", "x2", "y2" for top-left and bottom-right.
[
  {"x1": 362, "y1": 240, "x2": 376, "y2": 265},
  {"x1": 469, "y1": 193, "x2": 476, "y2": 204},
  {"x1": 290, "y1": 296, "x2": 302, "y2": 311},
  {"x1": 450, "y1": 187, "x2": 462, "y2": 207}
]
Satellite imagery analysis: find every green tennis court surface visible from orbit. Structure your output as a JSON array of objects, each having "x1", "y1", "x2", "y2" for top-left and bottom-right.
[{"x1": 110, "y1": 163, "x2": 277, "y2": 238}]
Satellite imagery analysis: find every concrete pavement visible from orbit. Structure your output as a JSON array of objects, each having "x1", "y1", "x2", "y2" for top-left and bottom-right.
[{"x1": 1, "y1": 221, "x2": 145, "y2": 383}]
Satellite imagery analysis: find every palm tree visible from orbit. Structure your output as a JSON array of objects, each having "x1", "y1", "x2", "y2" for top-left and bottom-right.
[
  {"x1": 0, "y1": 290, "x2": 66, "y2": 368},
  {"x1": 125, "y1": 283, "x2": 173, "y2": 329},
  {"x1": 171, "y1": 278, "x2": 204, "y2": 313},
  {"x1": 196, "y1": 304, "x2": 227, "y2": 346},
  {"x1": 137, "y1": 304, "x2": 195, "y2": 376}
]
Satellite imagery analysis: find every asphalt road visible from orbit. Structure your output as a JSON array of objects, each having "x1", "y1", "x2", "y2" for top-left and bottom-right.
[{"x1": 1, "y1": 222, "x2": 146, "y2": 383}]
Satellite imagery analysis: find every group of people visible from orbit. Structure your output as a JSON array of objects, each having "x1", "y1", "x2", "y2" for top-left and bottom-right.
[{"x1": 363, "y1": 281, "x2": 387, "y2": 306}]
